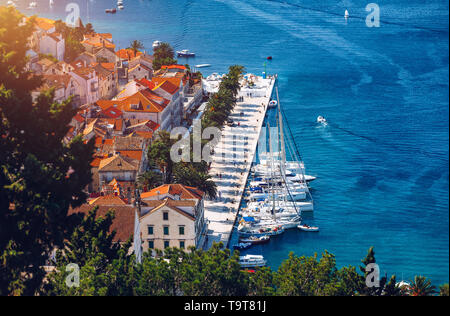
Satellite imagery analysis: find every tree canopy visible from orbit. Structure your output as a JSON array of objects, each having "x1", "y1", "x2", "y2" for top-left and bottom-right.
[{"x1": 0, "y1": 7, "x2": 94, "y2": 295}]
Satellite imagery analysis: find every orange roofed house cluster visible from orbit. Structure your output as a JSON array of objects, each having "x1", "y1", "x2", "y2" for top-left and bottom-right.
[{"x1": 25, "y1": 17, "x2": 209, "y2": 253}]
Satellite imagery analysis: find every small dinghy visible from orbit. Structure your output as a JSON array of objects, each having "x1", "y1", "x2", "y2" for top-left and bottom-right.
[
  {"x1": 268, "y1": 100, "x2": 277, "y2": 108},
  {"x1": 298, "y1": 224, "x2": 319, "y2": 232},
  {"x1": 233, "y1": 242, "x2": 252, "y2": 250}
]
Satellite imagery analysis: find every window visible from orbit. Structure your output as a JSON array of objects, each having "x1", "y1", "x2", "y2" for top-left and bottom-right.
[
  {"x1": 179, "y1": 226, "x2": 185, "y2": 235},
  {"x1": 163, "y1": 212, "x2": 169, "y2": 221},
  {"x1": 148, "y1": 240, "x2": 154, "y2": 249},
  {"x1": 179, "y1": 241, "x2": 185, "y2": 249},
  {"x1": 147, "y1": 226, "x2": 154, "y2": 235},
  {"x1": 163, "y1": 226, "x2": 169, "y2": 235},
  {"x1": 164, "y1": 240, "x2": 170, "y2": 249}
]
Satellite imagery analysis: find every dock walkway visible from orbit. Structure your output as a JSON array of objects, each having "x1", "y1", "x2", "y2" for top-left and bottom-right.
[{"x1": 203, "y1": 75, "x2": 276, "y2": 249}]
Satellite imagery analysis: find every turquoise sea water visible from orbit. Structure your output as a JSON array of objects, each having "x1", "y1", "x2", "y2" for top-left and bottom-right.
[{"x1": 16, "y1": 0, "x2": 449, "y2": 285}]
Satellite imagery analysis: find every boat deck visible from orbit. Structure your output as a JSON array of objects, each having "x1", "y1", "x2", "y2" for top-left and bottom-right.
[{"x1": 202, "y1": 75, "x2": 276, "y2": 249}]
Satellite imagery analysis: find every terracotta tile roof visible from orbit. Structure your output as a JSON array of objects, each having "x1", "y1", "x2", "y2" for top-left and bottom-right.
[
  {"x1": 96, "y1": 90, "x2": 167, "y2": 114},
  {"x1": 161, "y1": 64, "x2": 186, "y2": 71},
  {"x1": 151, "y1": 77, "x2": 181, "y2": 95},
  {"x1": 115, "y1": 48, "x2": 142, "y2": 61},
  {"x1": 92, "y1": 63, "x2": 114, "y2": 79},
  {"x1": 98, "y1": 154, "x2": 139, "y2": 172},
  {"x1": 114, "y1": 135, "x2": 145, "y2": 151},
  {"x1": 89, "y1": 195, "x2": 128, "y2": 206},
  {"x1": 116, "y1": 150, "x2": 143, "y2": 161},
  {"x1": 100, "y1": 106, "x2": 123, "y2": 119},
  {"x1": 81, "y1": 33, "x2": 115, "y2": 50},
  {"x1": 68, "y1": 204, "x2": 136, "y2": 242},
  {"x1": 141, "y1": 184, "x2": 204, "y2": 200},
  {"x1": 32, "y1": 17, "x2": 56, "y2": 31}
]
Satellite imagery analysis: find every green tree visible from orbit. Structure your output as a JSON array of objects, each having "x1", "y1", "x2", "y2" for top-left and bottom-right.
[
  {"x1": 409, "y1": 276, "x2": 437, "y2": 296},
  {"x1": 147, "y1": 130, "x2": 176, "y2": 183},
  {"x1": 0, "y1": 7, "x2": 94, "y2": 295},
  {"x1": 153, "y1": 42, "x2": 177, "y2": 70},
  {"x1": 129, "y1": 40, "x2": 144, "y2": 56},
  {"x1": 358, "y1": 246, "x2": 387, "y2": 296},
  {"x1": 439, "y1": 283, "x2": 449, "y2": 296},
  {"x1": 137, "y1": 170, "x2": 163, "y2": 191},
  {"x1": 45, "y1": 208, "x2": 136, "y2": 296},
  {"x1": 173, "y1": 163, "x2": 217, "y2": 199}
]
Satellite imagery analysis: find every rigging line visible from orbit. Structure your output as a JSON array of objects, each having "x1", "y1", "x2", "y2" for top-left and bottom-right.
[{"x1": 262, "y1": 0, "x2": 448, "y2": 34}]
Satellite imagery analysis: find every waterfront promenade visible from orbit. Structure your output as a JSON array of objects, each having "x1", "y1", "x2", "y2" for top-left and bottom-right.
[{"x1": 202, "y1": 75, "x2": 276, "y2": 249}]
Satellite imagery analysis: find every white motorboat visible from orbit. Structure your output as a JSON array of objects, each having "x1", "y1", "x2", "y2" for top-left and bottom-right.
[
  {"x1": 195, "y1": 64, "x2": 211, "y2": 68},
  {"x1": 268, "y1": 100, "x2": 277, "y2": 108},
  {"x1": 118, "y1": 5, "x2": 124, "y2": 10},
  {"x1": 238, "y1": 223, "x2": 285, "y2": 237},
  {"x1": 239, "y1": 255, "x2": 266, "y2": 268},
  {"x1": 117, "y1": 0, "x2": 124, "y2": 5},
  {"x1": 317, "y1": 115, "x2": 327, "y2": 124},
  {"x1": 28, "y1": 2, "x2": 37, "y2": 9},
  {"x1": 177, "y1": 49, "x2": 195, "y2": 57},
  {"x1": 298, "y1": 224, "x2": 319, "y2": 232}
]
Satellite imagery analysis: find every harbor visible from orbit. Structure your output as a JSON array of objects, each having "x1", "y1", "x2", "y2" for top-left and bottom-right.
[{"x1": 203, "y1": 74, "x2": 276, "y2": 249}]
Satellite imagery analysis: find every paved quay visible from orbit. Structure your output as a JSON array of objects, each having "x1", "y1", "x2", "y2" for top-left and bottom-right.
[{"x1": 202, "y1": 75, "x2": 276, "y2": 249}]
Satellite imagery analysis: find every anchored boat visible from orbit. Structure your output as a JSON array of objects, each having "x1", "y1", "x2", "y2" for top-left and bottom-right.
[{"x1": 239, "y1": 255, "x2": 267, "y2": 268}]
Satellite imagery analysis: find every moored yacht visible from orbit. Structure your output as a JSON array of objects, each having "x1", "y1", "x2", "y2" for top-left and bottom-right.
[
  {"x1": 177, "y1": 49, "x2": 195, "y2": 57},
  {"x1": 239, "y1": 255, "x2": 267, "y2": 268}
]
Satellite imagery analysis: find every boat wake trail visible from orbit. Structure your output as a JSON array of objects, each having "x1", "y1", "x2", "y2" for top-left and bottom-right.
[
  {"x1": 263, "y1": 0, "x2": 448, "y2": 34},
  {"x1": 328, "y1": 122, "x2": 448, "y2": 162}
]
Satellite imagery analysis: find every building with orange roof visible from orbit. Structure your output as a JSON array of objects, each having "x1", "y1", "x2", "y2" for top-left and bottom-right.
[
  {"x1": 81, "y1": 33, "x2": 116, "y2": 54},
  {"x1": 115, "y1": 48, "x2": 142, "y2": 61},
  {"x1": 139, "y1": 193, "x2": 207, "y2": 252},
  {"x1": 97, "y1": 154, "x2": 140, "y2": 190},
  {"x1": 69, "y1": 61, "x2": 100, "y2": 106},
  {"x1": 92, "y1": 62, "x2": 118, "y2": 99}
]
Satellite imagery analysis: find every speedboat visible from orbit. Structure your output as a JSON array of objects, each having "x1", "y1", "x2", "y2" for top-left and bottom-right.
[
  {"x1": 239, "y1": 255, "x2": 266, "y2": 268},
  {"x1": 118, "y1": 5, "x2": 124, "y2": 10},
  {"x1": 233, "y1": 242, "x2": 252, "y2": 250},
  {"x1": 298, "y1": 224, "x2": 319, "y2": 232},
  {"x1": 268, "y1": 100, "x2": 277, "y2": 108},
  {"x1": 177, "y1": 50, "x2": 195, "y2": 57},
  {"x1": 317, "y1": 115, "x2": 327, "y2": 124},
  {"x1": 239, "y1": 235, "x2": 270, "y2": 245},
  {"x1": 105, "y1": 8, "x2": 117, "y2": 14}
]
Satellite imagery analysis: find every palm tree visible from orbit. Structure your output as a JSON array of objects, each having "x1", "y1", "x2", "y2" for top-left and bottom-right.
[
  {"x1": 148, "y1": 131, "x2": 176, "y2": 184},
  {"x1": 409, "y1": 276, "x2": 437, "y2": 296},
  {"x1": 137, "y1": 170, "x2": 163, "y2": 191},
  {"x1": 129, "y1": 40, "x2": 144, "y2": 56},
  {"x1": 173, "y1": 163, "x2": 217, "y2": 199}
]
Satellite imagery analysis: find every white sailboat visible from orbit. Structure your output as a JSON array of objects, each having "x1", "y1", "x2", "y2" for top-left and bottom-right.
[{"x1": 345, "y1": 10, "x2": 350, "y2": 19}]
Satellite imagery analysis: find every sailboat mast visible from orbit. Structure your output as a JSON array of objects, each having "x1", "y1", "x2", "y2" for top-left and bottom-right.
[
  {"x1": 268, "y1": 123, "x2": 276, "y2": 221},
  {"x1": 276, "y1": 87, "x2": 286, "y2": 165}
]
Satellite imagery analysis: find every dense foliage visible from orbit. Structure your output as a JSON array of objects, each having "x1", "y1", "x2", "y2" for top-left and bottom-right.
[
  {"x1": 152, "y1": 42, "x2": 177, "y2": 71},
  {"x1": 43, "y1": 209, "x2": 449, "y2": 296},
  {"x1": 0, "y1": 7, "x2": 94, "y2": 296}
]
